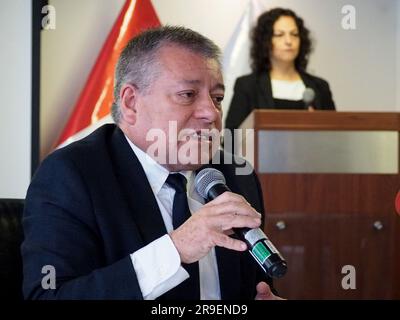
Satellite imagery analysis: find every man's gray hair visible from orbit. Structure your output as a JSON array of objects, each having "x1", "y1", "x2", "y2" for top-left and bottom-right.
[{"x1": 112, "y1": 25, "x2": 222, "y2": 123}]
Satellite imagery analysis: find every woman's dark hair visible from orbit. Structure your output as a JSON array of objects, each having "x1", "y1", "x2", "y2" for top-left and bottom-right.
[{"x1": 250, "y1": 8, "x2": 312, "y2": 74}]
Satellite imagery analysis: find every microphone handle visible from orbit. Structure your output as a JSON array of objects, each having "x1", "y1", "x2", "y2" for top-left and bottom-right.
[
  {"x1": 207, "y1": 184, "x2": 287, "y2": 279},
  {"x1": 234, "y1": 227, "x2": 287, "y2": 279},
  {"x1": 207, "y1": 183, "x2": 230, "y2": 200}
]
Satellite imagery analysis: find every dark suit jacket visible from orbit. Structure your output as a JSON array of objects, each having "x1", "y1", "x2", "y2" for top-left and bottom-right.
[
  {"x1": 22, "y1": 124, "x2": 272, "y2": 299},
  {"x1": 225, "y1": 71, "x2": 336, "y2": 130}
]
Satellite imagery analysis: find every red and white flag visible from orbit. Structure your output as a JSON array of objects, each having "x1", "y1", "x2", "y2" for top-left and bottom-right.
[{"x1": 56, "y1": 0, "x2": 160, "y2": 148}]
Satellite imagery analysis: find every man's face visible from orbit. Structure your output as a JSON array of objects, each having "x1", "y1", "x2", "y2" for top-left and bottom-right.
[{"x1": 126, "y1": 45, "x2": 224, "y2": 171}]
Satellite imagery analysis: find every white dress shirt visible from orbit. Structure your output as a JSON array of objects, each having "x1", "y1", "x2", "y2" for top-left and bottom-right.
[{"x1": 126, "y1": 136, "x2": 221, "y2": 300}]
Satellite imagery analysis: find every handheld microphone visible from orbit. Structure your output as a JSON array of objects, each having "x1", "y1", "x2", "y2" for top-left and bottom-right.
[
  {"x1": 303, "y1": 87, "x2": 315, "y2": 110},
  {"x1": 195, "y1": 168, "x2": 287, "y2": 279}
]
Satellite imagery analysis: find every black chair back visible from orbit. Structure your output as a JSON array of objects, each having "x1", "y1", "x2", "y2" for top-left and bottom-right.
[{"x1": 0, "y1": 199, "x2": 24, "y2": 299}]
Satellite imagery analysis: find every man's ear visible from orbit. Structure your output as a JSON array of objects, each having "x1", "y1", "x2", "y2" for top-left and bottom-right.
[{"x1": 119, "y1": 83, "x2": 139, "y2": 125}]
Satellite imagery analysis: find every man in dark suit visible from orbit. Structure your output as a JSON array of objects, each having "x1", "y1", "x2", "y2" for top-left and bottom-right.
[{"x1": 22, "y1": 26, "x2": 279, "y2": 300}]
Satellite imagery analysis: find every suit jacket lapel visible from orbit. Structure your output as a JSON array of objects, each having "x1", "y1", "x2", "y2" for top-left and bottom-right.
[
  {"x1": 257, "y1": 72, "x2": 275, "y2": 109},
  {"x1": 109, "y1": 127, "x2": 167, "y2": 244}
]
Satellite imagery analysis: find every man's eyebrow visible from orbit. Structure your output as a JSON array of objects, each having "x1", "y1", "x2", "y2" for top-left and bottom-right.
[
  {"x1": 213, "y1": 83, "x2": 225, "y2": 92},
  {"x1": 178, "y1": 79, "x2": 201, "y2": 85},
  {"x1": 178, "y1": 80, "x2": 225, "y2": 91}
]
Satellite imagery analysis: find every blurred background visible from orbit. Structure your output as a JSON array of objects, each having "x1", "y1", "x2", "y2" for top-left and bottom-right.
[{"x1": 0, "y1": 0, "x2": 399, "y2": 299}]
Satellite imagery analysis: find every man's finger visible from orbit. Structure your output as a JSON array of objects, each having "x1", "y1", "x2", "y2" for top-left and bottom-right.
[
  {"x1": 208, "y1": 212, "x2": 261, "y2": 231},
  {"x1": 212, "y1": 232, "x2": 248, "y2": 252}
]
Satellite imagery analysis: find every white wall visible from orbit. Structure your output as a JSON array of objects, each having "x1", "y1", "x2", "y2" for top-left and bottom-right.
[
  {"x1": 302, "y1": 0, "x2": 397, "y2": 112},
  {"x1": 0, "y1": 0, "x2": 31, "y2": 198},
  {"x1": 41, "y1": 0, "x2": 125, "y2": 159},
  {"x1": 41, "y1": 0, "x2": 400, "y2": 158}
]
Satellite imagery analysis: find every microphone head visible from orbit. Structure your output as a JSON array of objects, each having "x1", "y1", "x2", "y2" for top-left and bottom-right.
[
  {"x1": 195, "y1": 168, "x2": 226, "y2": 199},
  {"x1": 303, "y1": 87, "x2": 315, "y2": 105}
]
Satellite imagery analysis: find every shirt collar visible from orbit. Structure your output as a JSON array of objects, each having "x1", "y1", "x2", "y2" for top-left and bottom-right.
[{"x1": 124, "y1": 135, "x2": 193, "y2": 195}]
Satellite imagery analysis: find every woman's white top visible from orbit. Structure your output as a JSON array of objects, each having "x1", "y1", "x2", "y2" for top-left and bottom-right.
[{"x1": 271, "y1": 79, "x2": 306, "y2": 100}]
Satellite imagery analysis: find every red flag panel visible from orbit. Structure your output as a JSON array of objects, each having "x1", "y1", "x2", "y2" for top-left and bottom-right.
[{"x1": 56, "y1": 0, "x2": 161, "y2": 146}]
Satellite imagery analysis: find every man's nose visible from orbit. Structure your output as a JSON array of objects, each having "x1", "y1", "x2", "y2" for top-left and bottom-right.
[{"x1": 195, "y1": 95, "x2": 220, "y2": 123}]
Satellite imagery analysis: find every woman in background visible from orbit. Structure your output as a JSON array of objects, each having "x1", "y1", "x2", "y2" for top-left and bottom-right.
[{"x1": 225, "y1": 8, "x2": 335, "y2": 130}]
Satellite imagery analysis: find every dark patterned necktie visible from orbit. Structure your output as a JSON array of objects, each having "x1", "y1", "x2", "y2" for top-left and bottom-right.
[{"x1": 166, "y1": 173, "x2": 200, "y2": 299}]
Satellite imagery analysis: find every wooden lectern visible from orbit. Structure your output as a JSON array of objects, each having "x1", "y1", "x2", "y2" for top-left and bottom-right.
[{"x1": 238, "y1": 110, "x2": 400, "y2": 299}]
